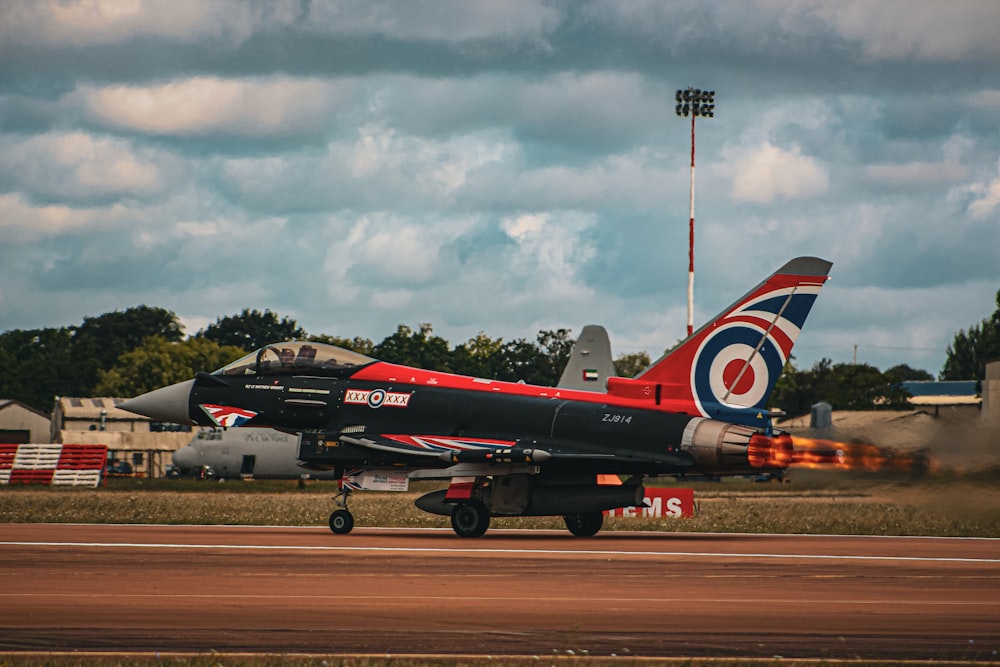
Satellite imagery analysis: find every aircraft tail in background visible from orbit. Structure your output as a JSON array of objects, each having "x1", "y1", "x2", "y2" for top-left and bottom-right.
[{"x1": 557, "y1": 324, "x2": 616, "y2": 392}]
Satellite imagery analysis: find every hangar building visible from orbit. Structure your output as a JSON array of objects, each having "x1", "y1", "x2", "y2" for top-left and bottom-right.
[
  {"x1": 51, "y1": 396, "x2": 192, "y2": 477},
  {"x1": 0, "y1": 400, "x2": 52, "y2": 444}
]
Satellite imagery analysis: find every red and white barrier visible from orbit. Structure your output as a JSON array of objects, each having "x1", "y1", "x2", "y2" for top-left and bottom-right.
[{"x1": 0, "y1": 444, "x2": 107, "y2": 487}]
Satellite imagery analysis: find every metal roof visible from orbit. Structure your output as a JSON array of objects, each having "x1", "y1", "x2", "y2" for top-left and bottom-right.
[
  {"x1": 56, "y1": 397, "x2": 146, "y2": 420},
  {"x1": 901, "y1": 381, "x2": 978, "y2": 397}
]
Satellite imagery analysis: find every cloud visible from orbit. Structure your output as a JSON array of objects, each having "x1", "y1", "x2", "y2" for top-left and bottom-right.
[
  {"x1": 319, "y1": 210, "x2": 598, "y2": 335},
  {"x1": 497, "y1": 211, "x2": 598, "y2": 298},
  {"x1": 0, "y1": 0, "x2": 268, "y2": 48},
  {"x1": 803, "y1": 279, "x2": 999, "y2": 373},
  {"x1": 726, "y1": 142, "x2": 829, "y2": 203},
  {"x1": 218, "y1": 123, "x2": 511, "y2": 213},
  {"x1": 78, "y1": 77, "x2": 343, "y2": 139},
  {"x1": 0, "y1": 0, "x2": 562, "y2": 54},
  {"x1": 306, "y1": 0, "x2": 561, "y2": 45},
  {"x1": 0, "y1": 193, "x2": 139, "y2": 243},
  {"x1": 865, "y1": 161, "x2": 969, "y2": 187},
  {"x1": 0, "y1": 132, "x2": 170, "y2": 204},
  {"x1": 322, "y1": 213, "x2": 479, "y2": 305},
  {"x1": 795, "y1": 0, "x2": 1000, "y2": 61},
  {"x1": 806, "y1": 0, "x2": 1000, "y2": 61},
  {"x1": 967, "y1": 159, "x2": 1000, "y2": 220},
  {"x1": 1, "y1": 0, "x2": 998, "y2": 381},
  {"x1": 971, "y1": 90, "x2": 1000, "y2": 111}
]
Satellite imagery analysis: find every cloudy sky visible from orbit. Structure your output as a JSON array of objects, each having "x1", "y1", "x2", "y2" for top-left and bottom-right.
[{"x1": 2, "y1": 0, "x2": 998, "y2": 376}]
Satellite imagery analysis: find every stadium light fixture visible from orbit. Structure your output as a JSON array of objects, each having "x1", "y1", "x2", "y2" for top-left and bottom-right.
[{"x1": 675, "y1": 87, "x2": 716, "y2": 337}]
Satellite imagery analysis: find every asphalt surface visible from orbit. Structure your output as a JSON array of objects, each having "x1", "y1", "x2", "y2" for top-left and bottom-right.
[{"x1": 1, "y1": 524, "x2": 997, "y2": 660}]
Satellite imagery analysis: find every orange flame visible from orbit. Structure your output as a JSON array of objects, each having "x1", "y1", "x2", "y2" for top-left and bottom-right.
[
  {"x1": 789, "y1": 436, "x2": 928, "y2": 473},
  {"x1": 748, "y1": 432, "x2": 794, "y2": 468}
]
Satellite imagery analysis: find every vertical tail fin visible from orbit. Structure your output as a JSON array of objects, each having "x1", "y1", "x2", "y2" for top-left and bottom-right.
[
  {"x1": 557, "y1": 324, "x2": 616, "y2": 392},
  {"x1": 609, "y1": 257, "x2": 832, "y2": 419}
]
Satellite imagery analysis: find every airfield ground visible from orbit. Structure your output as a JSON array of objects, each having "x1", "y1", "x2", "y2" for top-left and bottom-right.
[
  {"x1": 2, "y1": 469, "x2": 999, "y2": 537},
  {"x1": 2, "y1": 468, "x2": 998, "y2": 666}
]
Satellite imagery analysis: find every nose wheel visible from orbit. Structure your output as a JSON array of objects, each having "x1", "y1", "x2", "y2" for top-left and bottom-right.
[
  {"x1": 328, "y1": 485, "x2": 355, "y2": 535},
  {"x1": 329, "y1": 509, "x2": 354, "y2": 534}
]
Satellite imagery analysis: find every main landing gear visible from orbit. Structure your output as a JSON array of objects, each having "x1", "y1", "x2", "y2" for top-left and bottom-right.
[
  {"x1": 328, "y1": 485, "x2": 355, "y2": 535},
  {"x1": 450, "y1": 500, "x2": 490, "y2": 538},
  {"x1": 563, "y1": 511, "x2": 604, "y2": 537}
]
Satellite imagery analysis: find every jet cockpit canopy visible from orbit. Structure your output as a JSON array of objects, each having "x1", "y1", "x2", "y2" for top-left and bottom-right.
[{"x1": 213, "y1": 341, "x2": 376, "y2": 377}]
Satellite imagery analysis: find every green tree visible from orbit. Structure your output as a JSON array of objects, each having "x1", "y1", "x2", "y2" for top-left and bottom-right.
[
  {"x1": 0, "y1": 327, "x2": 81, "y2": 413},
  {"x1": 308, "y1": 333, "x2": 376, "y2": 357},
  {"x1": 497, "y1": 338, "x2": 551, "y2": 385},
  {"x1": 198, "y1": 308, "x2": 306, "y2": 350},
  {"x1": 96, "y1": 337, "x2": 247, "y2": 397},
  {"x1": 614, "y1": 351, "x2": 651, "y2": 378},
  {"x1": 820, "y1": 362, "x2": 911, "y2": 410},
  {"x1": 0, "y1": 307, "x2": 184, "y2": 412},
  {"x1": 535, "y1": 328, "x2": 575, "y2": 387},
  {"x1": 770, "y1": 359, "x2": 825, "y2": 418},
  {"x1": 74, "y1": 306, "x2": 183, "y2": 369},
  {"x1": 770, "y1": 358, "x2": 911, "y2": 417},
  {"x1": 884, "y1": 364, "x2": 934, "y2": 382},
  {"x1": 372, "y1": 324, "x2": 452, "y2": 371},
  {"x1": 941, "y1": 289, "x2": 1000, "y2": 381},
  {"x1": 451, "y1": 332, "x2": 507, "y2": 378}
]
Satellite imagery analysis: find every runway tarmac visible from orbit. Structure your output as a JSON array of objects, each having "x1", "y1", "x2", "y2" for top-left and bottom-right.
[{"x1": 1, "y1": 523, "x2": 997, "y2": 660}]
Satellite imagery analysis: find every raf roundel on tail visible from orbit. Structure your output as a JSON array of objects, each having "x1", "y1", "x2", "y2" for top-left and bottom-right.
[{"x1": 633, "y1": 256, "x2": 832, "y2": 425}]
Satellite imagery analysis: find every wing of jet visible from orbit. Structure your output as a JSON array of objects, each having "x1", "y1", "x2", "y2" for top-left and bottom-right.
[{"x1": 121, "y1": 256, "x2": 832, "y2": 538}]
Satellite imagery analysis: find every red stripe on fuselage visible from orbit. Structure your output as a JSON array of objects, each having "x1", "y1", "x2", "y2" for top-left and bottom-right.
[{"x1": 349, "y1": 362, "x2": 701, "y2": 415}]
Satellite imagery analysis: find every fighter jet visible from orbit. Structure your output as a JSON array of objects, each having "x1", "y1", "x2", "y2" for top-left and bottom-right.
[
  {"x1": 170, "y1": 326, "x2": 619, "y2": 480},
  {"x1": 122, "y1": 257, "x2": 831, "y2": 538}
]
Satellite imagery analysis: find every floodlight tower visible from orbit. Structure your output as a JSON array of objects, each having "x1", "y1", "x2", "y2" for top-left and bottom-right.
[{"x1": 675, "y1": 87, "x2": 715, "y2": 337}]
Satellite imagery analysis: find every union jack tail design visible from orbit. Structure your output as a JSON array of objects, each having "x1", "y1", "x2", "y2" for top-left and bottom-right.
[
  {"x1": 628, "y1": 257, "x2": 832, "y2": 418},
  {"x1": 200, "y1": 404, "x2": 258, "y2": 428}
]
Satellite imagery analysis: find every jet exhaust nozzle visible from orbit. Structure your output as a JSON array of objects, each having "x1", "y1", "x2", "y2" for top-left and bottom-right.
[{"x1": 681, "y1": 417, "x2": 789, "y2": 473}]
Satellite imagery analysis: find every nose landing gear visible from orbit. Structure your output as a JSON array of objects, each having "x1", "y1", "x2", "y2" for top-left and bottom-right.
[{"x1": 328, "y1": 485, "x2": 355, "y2": 534}]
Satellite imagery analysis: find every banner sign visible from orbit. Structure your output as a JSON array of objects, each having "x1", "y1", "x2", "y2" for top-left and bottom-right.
[
  {"x1": 605, "y1": 487, "x2": 695, "y2": 518},
  {"x1": 341, "y1": 468, "x2": 410, "y2": 492}
]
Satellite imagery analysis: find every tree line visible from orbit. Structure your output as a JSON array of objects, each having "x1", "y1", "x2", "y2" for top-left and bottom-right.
[
  {"x1": 0, "y1": 306, "x2": 651, "y2": 414},
  {"x1": 2, "y1": 291, "x2": 997, "y2": 417}
]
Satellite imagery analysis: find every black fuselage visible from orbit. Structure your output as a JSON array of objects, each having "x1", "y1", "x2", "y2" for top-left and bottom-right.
[{"x1": 189, "y1": 368, "x2": 699, "y2": 476}]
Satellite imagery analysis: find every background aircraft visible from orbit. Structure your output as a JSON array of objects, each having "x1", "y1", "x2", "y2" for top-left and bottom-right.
[
  {"x1": 122, "y1": 257, "x2": 832, "y2": 537},
  {"x1": 171, "y1": 428, "x2": 339, "y2": 480},
  {"x1": 171, "y1": 326, "x2": 618, "y2": 480},
  {"x1": 555, "y1": 324, "x2": 617, "y2": 392}
]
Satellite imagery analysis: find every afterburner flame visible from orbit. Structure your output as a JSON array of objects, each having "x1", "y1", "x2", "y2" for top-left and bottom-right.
[
  {"x1": 789, "y1": 436, "x2": 929, "y2": 473},
  {"x1": 748, "y1": 432, "x2": 794, "y2": 468}
]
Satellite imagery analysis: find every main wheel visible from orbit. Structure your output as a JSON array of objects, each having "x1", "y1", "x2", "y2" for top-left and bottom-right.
[
  {"x1": 450, "y1": 500, "x2": 490, "y2": 537},
  {"x1": 329, "y1": 509, "x2": 355, "y2": 534},
  {"x1": 564, "y1": 511, "x2": 604, "y2": 537}
]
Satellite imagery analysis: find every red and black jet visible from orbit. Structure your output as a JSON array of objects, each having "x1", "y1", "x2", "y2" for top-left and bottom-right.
[{"x1": 121, "y1": 256, "x2": 832, "y2": 537}]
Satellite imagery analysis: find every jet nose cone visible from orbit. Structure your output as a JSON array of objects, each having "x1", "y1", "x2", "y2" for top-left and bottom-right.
[{"x1": 119, "y1": 379, "x2": 195, "y2": 425}]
